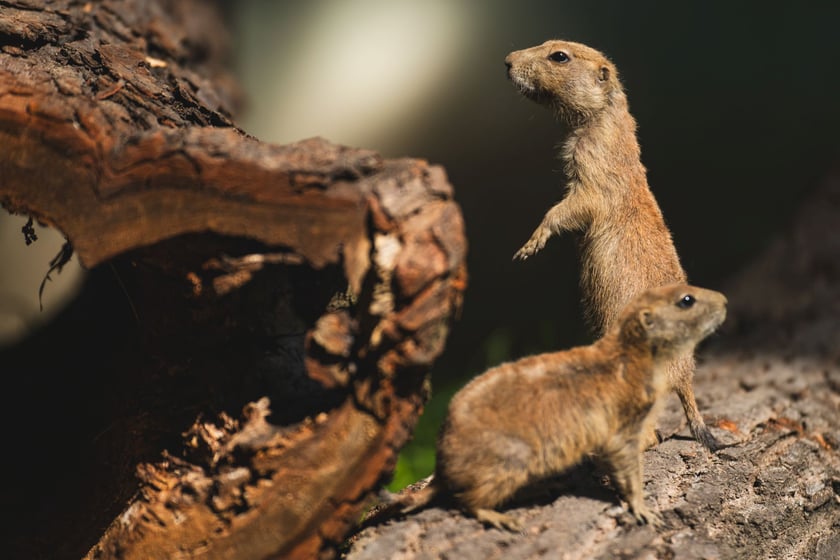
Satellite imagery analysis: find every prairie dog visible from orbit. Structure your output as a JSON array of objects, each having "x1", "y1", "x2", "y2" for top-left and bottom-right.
[
  {"x1": 390, "y1": 284, "x2": 727, "y2": 531},
  {"x1": 505, "y1": 40, "x2": 722, "y2": 450}
]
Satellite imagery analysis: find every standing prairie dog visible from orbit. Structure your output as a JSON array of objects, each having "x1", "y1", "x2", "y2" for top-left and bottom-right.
[
  {"x1": 506, "y1": 39, "x2": 722, "y2": 451},
  {"x1": 390, "y1": 284, "x2": 727, "y2": 531}
]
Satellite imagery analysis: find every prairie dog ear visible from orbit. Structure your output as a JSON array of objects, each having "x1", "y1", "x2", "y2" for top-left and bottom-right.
[
  {"x1": 639, "y1": 308, "x2": 655, "y2": 329},
  {"x1": 598, "y1": 66, "x2": 610, "y2": 82}
]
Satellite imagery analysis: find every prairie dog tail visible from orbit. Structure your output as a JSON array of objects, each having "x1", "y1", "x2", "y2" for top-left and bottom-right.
[
  {"x1": 399, "y1": 475, "x2": 439, "y2": 513},
  {"x1": 360, "y1": 475, "x2": 439, "y2": 529}
]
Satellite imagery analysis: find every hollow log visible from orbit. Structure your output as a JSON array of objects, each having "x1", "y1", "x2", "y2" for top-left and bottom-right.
[{"x1": 0, "y1": 1, "x2": 466, "y2": 558}]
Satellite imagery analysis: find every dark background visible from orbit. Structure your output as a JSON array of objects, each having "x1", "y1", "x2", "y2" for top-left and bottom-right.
[{"x1": 231, "y1": 0, "x2": 840, "y2": 373}]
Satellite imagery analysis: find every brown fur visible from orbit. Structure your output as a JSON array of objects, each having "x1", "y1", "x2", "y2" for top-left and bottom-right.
[
  {"x1": 385, "y1": 284, "x2": 726, "y2": 532},
  {"x1": 506, "y1": 40, "x2": 721, "y2": 450}
]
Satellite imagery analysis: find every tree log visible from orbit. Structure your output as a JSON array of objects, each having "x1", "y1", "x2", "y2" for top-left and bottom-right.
[
  {"x1": 0, "y1": 1, "x2": 466, "y2": 559},
  {"x1": 346, "y1": 171, "x2": 840, "y2": 559}
]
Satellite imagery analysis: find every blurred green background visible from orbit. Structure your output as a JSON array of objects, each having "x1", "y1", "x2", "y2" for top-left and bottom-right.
[{"x1": 232, "y1": 0, "x2": 840, "y2": 489}]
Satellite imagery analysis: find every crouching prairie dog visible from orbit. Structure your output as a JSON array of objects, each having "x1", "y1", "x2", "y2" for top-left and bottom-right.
[
  {"x1": 388, "y1": 284, "x2": 727, "y2": 532},
  {"x1": 505, "y1": 40, "x2": 722, "y2": 451}
]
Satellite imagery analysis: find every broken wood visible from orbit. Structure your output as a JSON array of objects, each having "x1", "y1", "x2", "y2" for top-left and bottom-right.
[{"x1": 0, "y1": 1, "x2": 466, "y2": 558}]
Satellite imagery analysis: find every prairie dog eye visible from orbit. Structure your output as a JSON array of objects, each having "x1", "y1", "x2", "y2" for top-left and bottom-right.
[
  {"x1": 677, "y1": 294, "x2": 696, "y2": 309},
  {"x1": 548, "y1": 51, "x2": 570, "y2": 63}
]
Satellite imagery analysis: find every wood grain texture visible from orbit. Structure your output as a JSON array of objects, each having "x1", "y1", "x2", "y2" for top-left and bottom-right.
[{"x1": 0, "y1": 2, "x2": 466, "y2": 558}]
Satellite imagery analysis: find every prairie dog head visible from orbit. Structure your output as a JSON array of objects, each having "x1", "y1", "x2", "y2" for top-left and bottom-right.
[
  {"x1": 505, "y1": 40, "x2": 620, "y2": 123},
  {"x1": 617, "y1": 284, "x2": 728, "y2": 360}
]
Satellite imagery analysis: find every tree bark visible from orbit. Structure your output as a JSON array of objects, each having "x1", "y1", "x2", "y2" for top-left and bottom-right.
[
  {"x1": 345, "y1": 171, "x2": 840, "y2": 559},
  {"x1": 0, "y1": 1, "x2": 466, "y2": 559}
]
